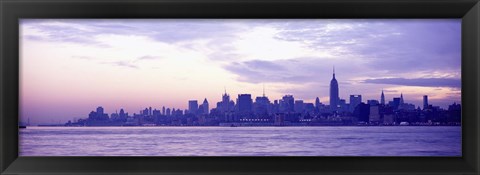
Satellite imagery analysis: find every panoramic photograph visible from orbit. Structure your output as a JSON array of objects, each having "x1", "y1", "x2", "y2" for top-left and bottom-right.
[{"x1": 19, "y1": 19, "x2": 461, "y2": 156}]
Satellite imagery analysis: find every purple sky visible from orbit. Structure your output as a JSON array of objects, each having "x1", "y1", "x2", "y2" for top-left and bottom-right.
[{"x1": 20, "y1": 19, "x2": 461, "y2": 124}]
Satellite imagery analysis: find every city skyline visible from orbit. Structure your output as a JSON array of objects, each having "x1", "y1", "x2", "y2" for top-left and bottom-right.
[
  {"x1": 20, "y1": 19, "x2": 461, "y2": 123},
  {"x1": 30, "y1": 68, "x2": 461, "y2": 126},
  {"x1": 67, "y1": 87, "x2": 455, "y2": 122}
]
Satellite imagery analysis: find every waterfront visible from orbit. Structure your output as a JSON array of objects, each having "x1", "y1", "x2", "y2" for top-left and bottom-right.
[{"x1": 19, "y1": 126, "x2": 461, "y2": 156}]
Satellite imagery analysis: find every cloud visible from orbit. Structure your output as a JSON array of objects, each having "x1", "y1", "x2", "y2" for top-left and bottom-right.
[
  {"x1": 276, "y1": 83, "x2": 327, "y2": 101},
  {"x1": 242, "y1": 60, "x2": 286, "y2": 71},
  {"x1": 21, "y1": 19, "x2": 245, "y2": 49},
  {"x1": 71, "y1": 56, "x2": 95, "y2": 60},
  {"x1": 224, "y1": 59, "x2": 317, "y2": 84},
  {"x1": 223, "y1": 57, "x2": 372, "y2": 85},
  {"x1": 363, "y1": 78, "x2": 461, "y2": 88},
  {"x1": 135, "y1": 55, "x2": 163, "y2": 61},
  {"x1": 103, "y1": 61, "x2": 138, "y2": 69},
  {"x1": 24, "y1": 19, "x2": 461, "y2": 104},
  {"x1": 21, "y1": 20, "x2": 111, "y2": 47},
  {"x1": 270, "y1": 19, "x2": 461, "y2": 75},
  {"x1": 23, "y1": 19, "x2": 461, "y2": 78},
  {"x1": 383, "y1": 89, "x2": 398, "y2": 93},
  {"x1": 72, "y1": 55, "x2": 163, "y2": 69}
]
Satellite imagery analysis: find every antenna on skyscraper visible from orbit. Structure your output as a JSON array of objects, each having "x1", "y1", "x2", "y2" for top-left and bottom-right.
[
  {"x1": 263, "y1": 83, "x2": 265, "y2": 97},
  {"x1": 332, "y1": 65, "x2": 336, "y2": 78}
]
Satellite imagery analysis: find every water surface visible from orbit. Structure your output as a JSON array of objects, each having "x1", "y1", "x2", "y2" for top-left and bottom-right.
[{"x1": 19, "y1": 126, "x2": 461, "y2": 156}]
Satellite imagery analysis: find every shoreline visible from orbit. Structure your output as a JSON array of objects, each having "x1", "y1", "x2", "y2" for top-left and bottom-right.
[{"x1": 20, "y1": 125, "x2": 462, "y2": 128}]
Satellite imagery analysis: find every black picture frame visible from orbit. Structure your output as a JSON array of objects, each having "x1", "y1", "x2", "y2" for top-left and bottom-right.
[{"x1": 1, "y1": 0, "x2": 479, "y2": 174}]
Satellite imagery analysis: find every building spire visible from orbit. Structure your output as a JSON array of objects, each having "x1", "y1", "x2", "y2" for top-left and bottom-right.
[
  {"x1": 381, "y1": 89, "x2": 385, "y2": 105},
  {"x1": 224, "y1": 86, "x2": 226, "y2": 95},
  {"x1": 333, "y1": 65, "x2": 336, "y2": 78},
  {"x1": 400, "y1": 92, "x2": 404, "y2": 104},
  {"x1": 263, "y1": 84, "x2": 265, "y2": 97}
]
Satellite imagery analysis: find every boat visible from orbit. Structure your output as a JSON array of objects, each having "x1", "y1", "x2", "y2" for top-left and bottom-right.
[{"x1": 19, "y1": 125, "x2": 27, "y2": 129}]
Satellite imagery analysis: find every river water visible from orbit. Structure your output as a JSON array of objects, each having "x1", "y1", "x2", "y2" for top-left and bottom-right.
[{"x1": 19, "y1": 126, "x2": 461, "y2": 156}]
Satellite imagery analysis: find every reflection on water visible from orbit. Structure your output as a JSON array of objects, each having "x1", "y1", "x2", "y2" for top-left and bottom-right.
[{"x1": 19, "y1": 126, "x2": 461, "y2": 156}]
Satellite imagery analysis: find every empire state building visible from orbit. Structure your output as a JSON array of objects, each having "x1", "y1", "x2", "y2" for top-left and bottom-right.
[{"x1": 330, "y1": 67, "x2": 339, "y2": 111}]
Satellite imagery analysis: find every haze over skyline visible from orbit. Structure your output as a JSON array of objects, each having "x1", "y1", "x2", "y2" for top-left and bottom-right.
[{"x1": 20, "y1": 19, "x2": 461, "y2": 124}]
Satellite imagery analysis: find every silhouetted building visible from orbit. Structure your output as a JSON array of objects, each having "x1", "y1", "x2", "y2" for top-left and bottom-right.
[
  {"x1": 188, "y1": 100, "x2": 198, "y2": 114},
  {"x1": 400, "y1": 93, "x2": 404, "y2": 105},
  {"x1": 315, "y1": 97, "x2": 321, "y2": 109},
  {"x1": 272, "y1": 100, "x2": 280, "y2": 113},
  {"x1": 330, "y1": 67, "x2": 339, "y2": 111},
  {"x1": 338, "y1": 99, "x2": 348, "y2": 112},
  {"x1": 218, "y1": 91, "x2": 234, "y2": 113},
  {"x1": 423, "y1": 95, "x2": 429, "y2": 109},
  {"x1": 369, "y1": 105, "x2": 380, "y2": 123},
  {"x1": 119, "y1": 108, "x2": 127, "y2": 119},
  {"x1": 354, "y1": 103, "x2": 370, "y2": 122},
  {"x1": 280, "y1": 95, "x2": 294, "y2": 113},
  {"x1": 393, "y1": 98, "x2": 401, "y2": 110},
  {"x1": 254, "y1": 96, "x2": 270, "y2": 116},
  {"x1": 88, "y1": 106, "x2": 109, "y2": 120},
  {"x1": 202, "y1": 98, "x2": 209, "y2": 115},
  {"x1": 383, "y1": 114, "x2": 394, "y2": 124},
  {"x1": 399, "y1": 102, "x2": 416, "y2": 111},
  {"x1": 294, "y1": 100, "x2": 304, "y2": 113},
  {"x1": 349, "y1": 95, "x2": 362, "y2": 112},
  {"x1": 274, "y1": 113, "x2": 285, "y2": 126},
  {"x1": 111, "y1": 112, "x2": 119, "y2": 120},
  {"x1": 367, "y1": 100, "x2": 379, "y2": 106},
  {"x1": 381, "y1": 90, "x2": 385, "y2": 105},
  {"x1": 237, "y1": 94, "x2": 253, "y2": 113},
  {"x1": 448, "y1": 102, "x2": 461, "y2": 123},
  {"x1": 153, "y1": 109, "x2": 161, "y2": 116},
  {"x1": 97, "y1": 106, "x2": 104, "y2": 116},
  {"x1": 166, "y1": 108, "x2": 171, "y2": 116},
  {"x1": 142, "y1": 108, "x2": 149, "y2": 116},
  {"x1": 304, "y1": 103, "x2": 315, "y2": 113}
]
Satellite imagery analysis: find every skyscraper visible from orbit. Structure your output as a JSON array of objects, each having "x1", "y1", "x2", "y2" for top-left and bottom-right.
[
  {"x1": 280, "y1": 95, "x2": 295, "y2": 112},
  {"x1": 367, "y1": 100, "x2": 379, "y2": 106},
  {"x1": 349, "y1": 95, "x2": 362, "y2": 112},
  {"x1": 166, "y1": 108, "x2": 171, "y2": 116},
  {"x1": 96, "y1": 106, "x2": 104, "y2": 116},
  {"x1": 237, "y1": 94, "x2": 253, "y2": 112},
  {"x1": 119, "y1": 108, "x2": 126, "y2": 118},
  {"x1": 393, "y1": 98, "x2": 401, "y2": 110},
  {"x1": 188, "y1": 100, "x2": 198, "y2": 114},
  {"x1": 423, "y1": 95, "x2": 429, "y2": 109},
  {"x1": 330, "y1": 67, "x2": 339, "y2": 111},
  {"x1": 254, "y1": 84, "x2": 270, "y2": 115},
  {"x1": 294, "y1": 100, "x2": 304, "y2": 113},
  {"x1": 202, "y1": 98, "x2": 209, "y2": 115},
  {"x1": 315, "y1": 97, "x2": 321, "y2": 108},
  {"x1": 221, "y1": 90, "x2": 231, "y2": 112},
  {"x1": 254, "y1": 94, "x2": 270, "y2": 115},
  {"x1": 380, "y1": 90, "x2": 385, "y2": 105},
  {"x1": 400, "y1": 93, "x2": 404, "y2": 104},
  {"x1": 142, "y1": 108, "x2": 149, "y2": 116}
]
